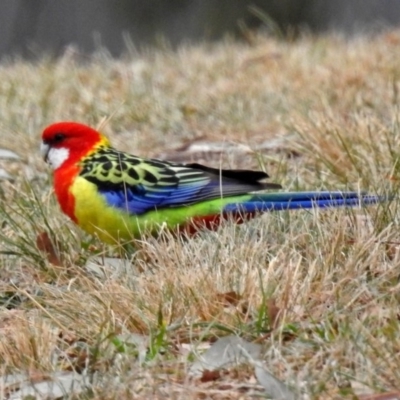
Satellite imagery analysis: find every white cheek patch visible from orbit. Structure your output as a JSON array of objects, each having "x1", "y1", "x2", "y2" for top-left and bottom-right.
[{"x1": 47, "y1": 147, "x2": 70, "y2": 169}]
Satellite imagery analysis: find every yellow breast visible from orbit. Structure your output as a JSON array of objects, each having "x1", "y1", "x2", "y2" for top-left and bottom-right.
[{"x1": 70, "y1": 177, "x2": 141, "y2": 243}]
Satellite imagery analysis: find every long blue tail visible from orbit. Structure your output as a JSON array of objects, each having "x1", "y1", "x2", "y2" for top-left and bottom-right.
[{"x1": 223, "y1": 191, "x2": 386, "y2": 213}]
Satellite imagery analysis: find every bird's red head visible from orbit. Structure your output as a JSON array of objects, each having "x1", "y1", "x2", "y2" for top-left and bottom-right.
[{"x1": 41, "y1": 122, "x2": 110, "y2": 170}]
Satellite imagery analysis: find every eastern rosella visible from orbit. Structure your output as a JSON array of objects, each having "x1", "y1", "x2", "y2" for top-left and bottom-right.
[{"x1": 40, "y1": 122, "x2": 383, "y2": 244}]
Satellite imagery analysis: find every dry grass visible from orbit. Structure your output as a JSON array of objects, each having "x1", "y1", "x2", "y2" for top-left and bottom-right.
[{"x1": 1, "y1": 30, "x2": 400, "y2": 399}]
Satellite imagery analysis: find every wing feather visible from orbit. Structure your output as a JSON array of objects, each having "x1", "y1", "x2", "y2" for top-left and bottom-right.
[{"x1": 79, "y1": 147, "x2": 281, "y2": 215}]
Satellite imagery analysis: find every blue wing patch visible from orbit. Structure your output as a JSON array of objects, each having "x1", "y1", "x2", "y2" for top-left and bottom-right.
[{"x1": 99, "y1": 182, "x2": 216, "y2": 214}]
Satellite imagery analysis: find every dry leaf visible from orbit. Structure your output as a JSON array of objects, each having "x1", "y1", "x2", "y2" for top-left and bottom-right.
[
  {"x1": 61, "y1": 342, "x2": 90, "y2": 372},
  {"x1": 267, "y1": 298, "x2": 282, "y2": 330},
  {"x1": 385, "y1": 242, "x2": 400, "y2": 261},
  {"x1": 36, "y1": 231, "x2": 62, "y2": 266},
  {"x1": 216, "y1": 291, "x2": 242, "y2": 307},
  {"x1": 200, "y1": 369, "x2": 221, "y2": 383},
  {"x1": 58, "y1": 330, "x2": 80, "y2": 346}
]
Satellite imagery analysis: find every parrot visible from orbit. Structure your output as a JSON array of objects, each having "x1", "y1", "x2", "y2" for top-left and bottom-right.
[{"x1": 40, "y1": 122, "x2": 384, "y2": 244}]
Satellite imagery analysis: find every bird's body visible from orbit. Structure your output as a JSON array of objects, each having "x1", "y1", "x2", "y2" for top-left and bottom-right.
[{"x1": 41, "y1": 122, "x2": 383, "y2": 244}]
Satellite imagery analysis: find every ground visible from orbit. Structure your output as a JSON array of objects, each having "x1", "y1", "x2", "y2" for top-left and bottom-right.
[{"x1": 0, "y1": 31, "x2": 400, "y2": 399}]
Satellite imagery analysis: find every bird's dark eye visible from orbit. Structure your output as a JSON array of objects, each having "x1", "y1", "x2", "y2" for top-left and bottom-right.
[{"x1": 53, "y1": 133, "x2": 65, "y2": 143}]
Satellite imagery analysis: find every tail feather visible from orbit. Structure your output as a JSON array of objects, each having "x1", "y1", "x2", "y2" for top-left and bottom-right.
[{"x1": 223, "y1": 191, "x2": 385, "y2": 214}]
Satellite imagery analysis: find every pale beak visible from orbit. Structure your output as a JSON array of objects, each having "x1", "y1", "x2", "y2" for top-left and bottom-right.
[{"x1": 40, "y1": 142, "x2": 50, "y2": 162}]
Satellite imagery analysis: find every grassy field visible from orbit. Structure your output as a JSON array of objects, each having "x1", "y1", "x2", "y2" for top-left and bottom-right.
[{"x1": 1, "y1": 30, "x2": 400, "y2": 399}]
